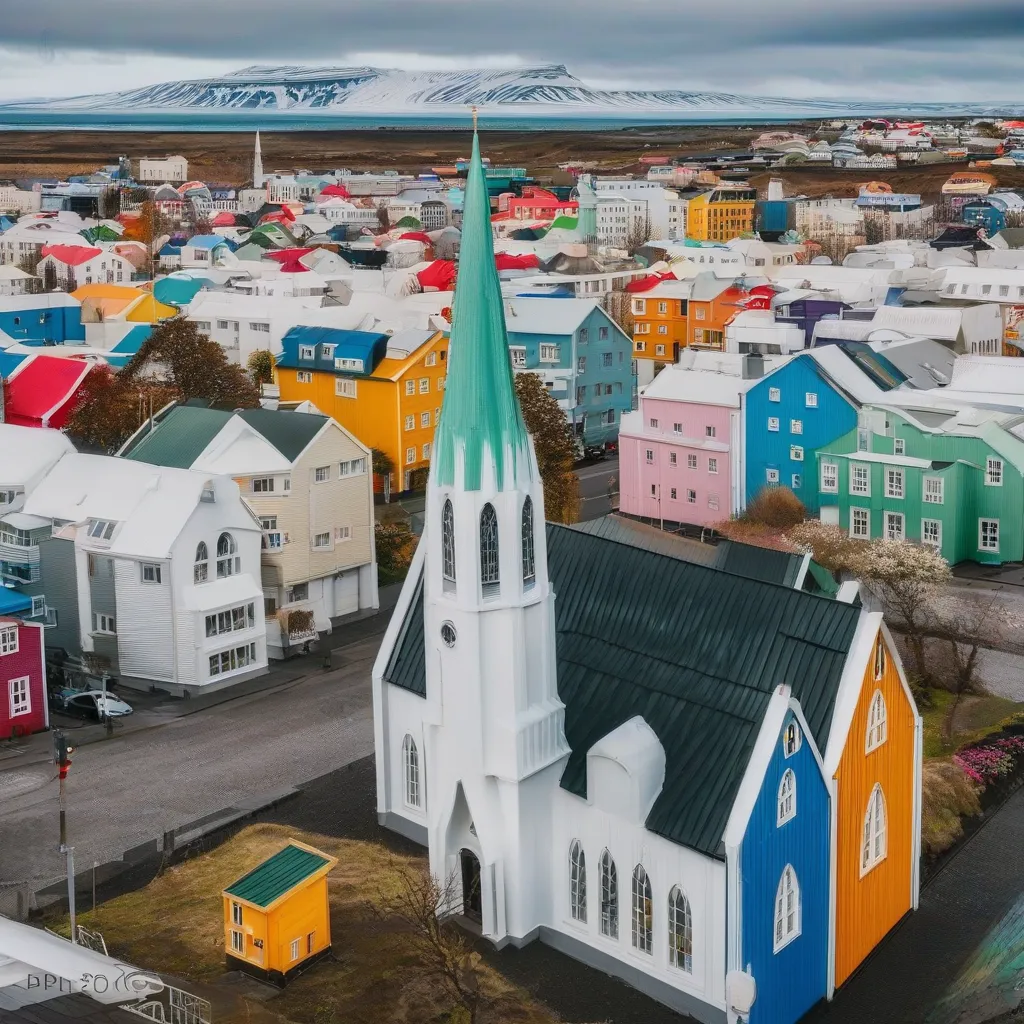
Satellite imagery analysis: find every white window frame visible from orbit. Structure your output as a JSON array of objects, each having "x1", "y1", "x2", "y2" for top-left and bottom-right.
[
  {"x1": 893, "y1": 438, "x2": 905, "y2": 456},
  {"x1": 805, "y1": 392, "x2": 818, "y2": 408},
  {"x1": 851, "y1": 507, "x2": 870, "y2": 540},
  {"x1": 230, "y1": 930, "x2": 244, "y2": 954},
  {"x1": 314, "y1": 466, "x2": 330, "y2": 483},
  {"x1": 773, "y1": 865, "x2": 801, "y2": 953},
  {"x1": 766, "y1": 468, "x2": 780, "y2": 484},
  {"x1": 0, "y1": 626, "x2": 18, "y2": 656},
  {"x1": 885, "y1": 468, "x2": 904, "y2": 499},
  {"x1": 687, "y1": 453, "x2": 698, "y2": 470},
  {"x1": 986, "y1": 457, "x2": 1004, "y2": 486},
  {"x1": 290, "y1": 938, "x2": 301, "y2": 962},
  {"x1": 335, "y1": 378, "x2": 357, "y2": 399},
  {"x1": 768, "y1": 387, "x2": 781, "y2": 403},
  {"x1": 783, "y1": 721, "x2": 801, "y2": 757},
  {"x1": 790, "y1": 419, "x2": 803, "y2": 435},
  {"x1": 851, "y1": 463, "x2": 870, "y2": 497},
  {"x1": 403, "y1": 734, "x2": 421, "y2": 808},
  {"x1": 667, "y1": 886, "x2": 693, "y2": 973},
  {"x1": 569, "y1": 840, "x2": 587, "y2": 923},
  {"x1": 539, "y1": 343, "x2": 559, "y2": 362},
  {"x1": 8, "y1": 676, "x2": 30, "y2": 718},
  {"x1": 923, "y1": 476, "x2": 944, "y2": 504},
  {"x1": 860, "y1": 785, "x2": 888, "y2": 876},
  {"x1": 790, "y1": 445, "x2": 804, "y2": 462},
  {"x1": 141, "y1": 563, "x2": 162, "y2": 584},
  {"x1": 820, "y1": 461, "x2": 838, "y2": 493},
  {"x1": 777, "y1": 768, "x2": 796, "y2": 826},
  {"x1": 767, "y1": 417, "x2": 779, "y2": 432},
  {"x1": 980, "y1": 518, "x2": 1000, "y2": 552},
  {"x1": 312, "y1": 532, "x2": 332, "y2": 550},
  {"x1": 708, "y1": 458, "x2": 718, "y2": 475},
  {"x1": 866, "y1": 690, "x2": 888, "y2": 753},
  {"x1": 885, "y1": 511, "x2": 905, "y2": 542},
  {"x1": 93, "y1": 612, "x2": 116, "y2": 635},
  {"x1": 921, "y1": 518, "x2": 942, "y2": 552},
  {"x1": 296, "y1": 371, "x2": 313, "y2": 384},
  {"x1": 406, "y1": 447, "x2": 416, "y2": 465},
  {"x1": 231, "y1": 902, "x2": 243, "y2": 927}
]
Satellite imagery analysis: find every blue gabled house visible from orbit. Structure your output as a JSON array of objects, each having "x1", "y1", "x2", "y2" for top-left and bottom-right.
[
  {"x1": 743, "y1": 344, "x2": 907, "y2": 513},
  {"x1": 503, "y1": 295, "x2": 634, "y2": 448},
  {"x1": 0, "y1": 294, "x2": 86, "y2": 345},
  {"x1": 731, "y1": 702, "x2": 830, "y2": 1024}
]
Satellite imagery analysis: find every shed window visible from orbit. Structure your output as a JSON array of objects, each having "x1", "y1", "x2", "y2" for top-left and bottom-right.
[
  {"x1": 777, "y1": 768, "x2": 796, "y2": 826},
  {"x1": 667, "y1": 887, "x2": 693, "y2": 973},
  {"x1": 599, "y1": 850, "x2": 618, "y2": 939},
  {"x1": 231, "y1": 902, "x2": 243, "y2": 926},
  {"x1": 866, "y1": 690, "x2": 888, "y2": 752},
  {"x1": 569, "y1": 840, "x2": 587, "y2": 923}
]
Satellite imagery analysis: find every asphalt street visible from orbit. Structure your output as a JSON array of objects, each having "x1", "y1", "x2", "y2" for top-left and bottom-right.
[
  {"x1": 576, "y1": 456, "x2": 619, "y2": 521},
  {"x1": 0, "y1": 635, "x2": 381, "y2": 888}
]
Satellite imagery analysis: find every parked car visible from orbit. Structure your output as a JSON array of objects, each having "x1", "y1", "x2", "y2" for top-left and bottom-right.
[{"x1": 58, "y1": 691, "x2": 133, "y2": 720}]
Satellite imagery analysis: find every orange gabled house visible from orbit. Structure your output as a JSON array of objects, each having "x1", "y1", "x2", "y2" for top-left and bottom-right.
[
  {"x1": 686, "y1": 275, "x2": 750, "y2": 349},
  {"x1": 824, "y1": 617, "x2": 922, "y2": 992}
]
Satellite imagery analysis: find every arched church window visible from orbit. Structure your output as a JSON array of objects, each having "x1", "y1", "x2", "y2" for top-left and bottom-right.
[
  {"x1": 569, "y1": 840, "x2": 587, "y2": 922},
  {"x1": 631, "y1": 864, "x2": 653, "y2": 954},
  {"x1": 521, "y1": 497, "x2": 536, "y2": 587},
  {"x1": 480, "y1": 503, "x2": 500, "y2": 597},
  {"x1": 599, "y1": 850, "x2": 618, "y2": 939},
  {"x1": 442, "y1": 499, "x2": 456, "y2": 591},
  {"x1": 194, "y1": 542, "x2": 208, "y2": 584},
  {"x1": 668, "y1": 886, "x2": 693, "y2": 972},
  {"x1": 403, "y1": 735, "x2": 421, "y2": 809}
]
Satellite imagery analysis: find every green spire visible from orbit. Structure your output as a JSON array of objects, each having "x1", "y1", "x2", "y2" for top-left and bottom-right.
[{"x1": 433, "y1": 132, "x2": 531, "y2": 492}]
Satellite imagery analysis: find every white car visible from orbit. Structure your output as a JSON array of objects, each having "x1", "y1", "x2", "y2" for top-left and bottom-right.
[{"x1": 61, "y1": 691, "x2": 134, "y2": 720}]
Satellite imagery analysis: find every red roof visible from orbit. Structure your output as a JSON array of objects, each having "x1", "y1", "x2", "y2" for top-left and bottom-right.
[
  {"x1": 625, "y1": 271, "x2": 676, "y2": 293},
  {"x1": 495, "y1": 252, "x2": 540, "y2": 271},
  {"x1": 4, "y1": 355, "x2": 94, "y2": 429},
  {"x1": 399, "y1": 231, "x2": 432, "y2": 244},
  {"x1": 41, "y1": 244, "x2": 102, "y2": 267},
  {"x1": 265, "y1": 247, "x2": 316, "y2": 263},
  {"x1": 318, "y1": 184, "x2": 351, "y2": 199},
  {"x1": 416, "y1": 260, "x2": 456, "y2": 292},
  {"x1": 211, "y1": 211, "x2": 236, "y2": 227}
]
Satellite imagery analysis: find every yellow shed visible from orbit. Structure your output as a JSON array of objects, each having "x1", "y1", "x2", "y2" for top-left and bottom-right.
[{"x1": 222, "y1": 840, "x2": 337, "y2": 985}]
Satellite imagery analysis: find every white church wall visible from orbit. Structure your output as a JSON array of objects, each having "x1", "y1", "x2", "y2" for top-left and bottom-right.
[
  {"x1": 550, "y1": 787, "x2": 728, "y2": 1013},
  {"x1": 380, "y1": 682, "x2": 432, "y2": 841}
]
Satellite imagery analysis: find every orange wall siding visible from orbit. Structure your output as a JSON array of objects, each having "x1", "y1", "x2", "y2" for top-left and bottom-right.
[{"x1": 833, "y1": 632, "x2": 917, "y2": 987}]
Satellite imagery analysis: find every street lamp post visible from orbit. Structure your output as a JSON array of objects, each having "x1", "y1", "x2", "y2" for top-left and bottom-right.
[{"x1": 53, "y1": 730, "x2": 76, "y2": 943}]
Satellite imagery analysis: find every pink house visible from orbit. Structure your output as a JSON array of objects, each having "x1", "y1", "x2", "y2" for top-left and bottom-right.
[
  {"x1": 619, "y1": 353, "x2": 786, "y2": 528},
  {"x1": 0, "y1": 617, "x2": 48, "y2": 740}
]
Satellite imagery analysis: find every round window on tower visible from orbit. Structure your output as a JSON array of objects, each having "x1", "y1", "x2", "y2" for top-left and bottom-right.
[{"x1": 441, "y1": 621, "x2": 457, "y2": 648}]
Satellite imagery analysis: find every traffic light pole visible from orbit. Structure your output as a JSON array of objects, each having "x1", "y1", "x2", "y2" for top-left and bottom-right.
[{"x1": 54, "y1": 729, "x2": 76, "y2": 944}]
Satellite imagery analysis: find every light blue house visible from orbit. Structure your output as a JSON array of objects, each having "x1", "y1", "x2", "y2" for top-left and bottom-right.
[
  {"x1": 504, "y1": 295, "x2": 634, "y2": 447},
  {"x1": 744, "y1": 343, "x2": 908, "y2": 513}
]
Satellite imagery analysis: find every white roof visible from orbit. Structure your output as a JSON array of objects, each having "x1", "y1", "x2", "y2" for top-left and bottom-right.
[
  {"x1": 949, "y1": 355, "x2": 1024, "y2": 395},
  {"x1": 641, "y1": 351, "x2": 789, "y2": 407},
  {"x1": 828, "y1": 450, "x2": 934, "y2": 469},
  {"x1": 804, "y1": 345, "x2": 898, "y2": 404},
  {"x1": 870, "y1": 305, "x2": 964, "y2": 341},
  {"x1": 22, "y1": 453, "x2": 238, "y2": 559},
  {"x1": 0, "y1": 424, "x2": 75, "y2": 486},
  {"x1": 503, "y1": 296, "x2": 601, "y2": 336}
]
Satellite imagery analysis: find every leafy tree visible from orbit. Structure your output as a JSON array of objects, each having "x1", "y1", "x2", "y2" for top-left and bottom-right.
[
  {"x1": 247, "y1": 349, "x2": 275, "y2": 386},
  {"x1": 66, "y1": 320, "x2": 259, "y2": 453},
  {"x1": 514, "y1": 372, "x2": 579, "y2": 524},
  {"x1": 375, "y1": 520, "x2": 415, "y2": 585}
]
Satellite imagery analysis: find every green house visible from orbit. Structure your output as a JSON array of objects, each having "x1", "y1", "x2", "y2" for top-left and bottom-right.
[{"x1": 813, "y1": 405, "x2": 1024, "y2": 565}]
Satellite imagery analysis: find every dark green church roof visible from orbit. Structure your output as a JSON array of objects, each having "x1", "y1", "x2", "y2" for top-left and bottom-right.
[
  {"x1": 383, "y1": 523, "x2": 860, "y2": 858},
  {"x1": 224, "y1": 843, "x2": 331, "y2": 909}
]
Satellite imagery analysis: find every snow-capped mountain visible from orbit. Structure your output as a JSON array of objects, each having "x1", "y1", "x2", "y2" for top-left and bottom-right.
[{"x1": 2, "y1": 65, "x2": 1017, "y2": 119}]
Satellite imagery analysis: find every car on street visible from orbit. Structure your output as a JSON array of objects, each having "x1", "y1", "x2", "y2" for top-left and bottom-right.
[{"x1": 55, "y1": 690, "x2": 134, "y2": 720}]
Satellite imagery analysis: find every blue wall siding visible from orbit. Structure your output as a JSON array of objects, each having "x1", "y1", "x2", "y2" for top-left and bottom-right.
[
  {"x1": 740, "y1": 711, "x2": 830, "y2": 1024},
  {"x1": 744, "y1": 355, "x2": 857, "y2": 513},
  {"x1": 0, "y1": 305, "x2": 85, "y2": 344}
]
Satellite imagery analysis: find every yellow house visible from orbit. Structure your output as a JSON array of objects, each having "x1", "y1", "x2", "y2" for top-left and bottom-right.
[
  {"x1": 223, "y1": 840, "x2": 338, "y2": 985},
  {"x1": 276, "y1": 326, "x2": 448, "y2": 493},
  {"x1": 686, "y1": 186, "x2": 757, "y2": 242}
]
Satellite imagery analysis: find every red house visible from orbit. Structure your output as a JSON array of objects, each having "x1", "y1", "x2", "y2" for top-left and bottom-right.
[{"x1": 0, "y1": 617, "x2": 48, "y2": 740}]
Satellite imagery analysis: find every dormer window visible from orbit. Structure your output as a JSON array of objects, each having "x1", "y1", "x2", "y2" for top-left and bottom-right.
[
  {"x1": 87, "y1": 519, "x2": 116, "y2": 541},
  {"x1": 783, "y1": 721, "x2": 801, "y2": 757},
  {"x1": 335, "y1": 357, "x2": 364, "y2": 372},
  {"x1": 298, "y1": 345, "x2": 316, "y2": 360}
]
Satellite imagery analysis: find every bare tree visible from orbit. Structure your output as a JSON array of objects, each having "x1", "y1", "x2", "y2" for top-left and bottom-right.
[
  {"x1": 624, "y1": 213, "x2": 652, "y2": 256},
  {"x1": 373, "y1": 864, "x2": 484, "y2": 1024}
]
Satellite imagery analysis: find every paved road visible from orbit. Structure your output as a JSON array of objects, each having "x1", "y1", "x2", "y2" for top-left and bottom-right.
[
  {"x1": 577, "y1": 457, "x2": 619, "y2": 522},
  {"x1": 0, "y1": 636, "x2": 381, "y2": 888}
]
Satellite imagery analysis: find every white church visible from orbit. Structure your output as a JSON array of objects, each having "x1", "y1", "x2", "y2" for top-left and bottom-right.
[{"x1": 373, "y1": 133, "x2": 907, "y2": 1024}]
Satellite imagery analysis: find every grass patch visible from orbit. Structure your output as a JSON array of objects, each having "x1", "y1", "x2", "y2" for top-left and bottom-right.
[
  {"x1": 921, "y1": 759, "x2": 982, "y2": 859},
  {"x1": 69, "y1": 823, "x2": 558, "y2": 1024},
  {"x1": 921, "y1": 689, "x2": 1023, "y2": 759}
]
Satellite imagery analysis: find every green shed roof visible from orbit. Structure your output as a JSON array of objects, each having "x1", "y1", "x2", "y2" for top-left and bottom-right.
[
  {"x1": 122, "y1": 403, "x2": 329, "y2": 468},
  {"x1": 383, "y1": 523, "x2": 861, "y2": 858},
  {"x1": 714, "y1": 540, "x2": 804, "y2": 589},
  {"x1": 225, "y1": 843, "x2": 331, "y2": 908}
]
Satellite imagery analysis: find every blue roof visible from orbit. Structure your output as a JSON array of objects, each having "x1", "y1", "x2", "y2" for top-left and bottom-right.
[
  {"x1": 158, "y1": 243, "x2": 182, "y2": 256},
  {"x1": 154, "y1": 276, "x2": 206, "y2": 306},
  {"x1": 0, "y1": 587, "x2": 31, "y2": 615},
  {"x1": 277, "y1": 326, "x2": 390, "y2": 377},
  {"x1": 0, "y1": 351, "x2": 28, "y2": 378},
  {"x1": 110, "y1": 324, "x2": 152, "y2": 356},
  {"x1": 187, "y1": 234, "x2": 235, "y2": 251}
]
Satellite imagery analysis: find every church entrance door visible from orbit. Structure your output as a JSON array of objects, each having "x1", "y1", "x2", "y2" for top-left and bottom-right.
[{"x1": 460, "y1": 849, "x2": 482, "y2": 922}]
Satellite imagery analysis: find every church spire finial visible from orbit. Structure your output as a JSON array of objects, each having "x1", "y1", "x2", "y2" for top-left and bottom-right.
[
  {"x1": 433, "y1": 130, "x2": 531, "y2": 493},
  {"x1": 470, "y1": 104, "x2": 479, "y2": 132}
]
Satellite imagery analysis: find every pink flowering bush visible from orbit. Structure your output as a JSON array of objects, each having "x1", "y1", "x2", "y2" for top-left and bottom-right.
[{"x1": 954, "y1": 736, "x2": 1024, "y2": 785}]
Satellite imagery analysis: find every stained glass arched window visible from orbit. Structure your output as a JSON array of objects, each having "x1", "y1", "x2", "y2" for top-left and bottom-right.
[
  {"x1": 631, "y1": 864, "x2": 653, "y2": 954},
  {"x1": 441, "y1": 499, "x2": 456, "y2": 590},
  {"x1": 521, "y1": 497, "x2": 536, "y2": 587},
  {"x1": 668, "y1": 886, "x2": 693, "y2": 972},
  {"x1": 480, "y1": 503, "x2": 500, "y2": 596}
]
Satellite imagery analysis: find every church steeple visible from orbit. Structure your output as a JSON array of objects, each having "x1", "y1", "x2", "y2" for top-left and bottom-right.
[
  {"x1": 433, "y1": 131, "x2": 532, "y2": 493},
  {"x1": 253, "y1": 131, "x2": 265, "y2": 189}
]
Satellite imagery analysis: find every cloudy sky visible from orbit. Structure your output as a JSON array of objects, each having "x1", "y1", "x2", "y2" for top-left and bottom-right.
[{"x1": 1, "y1": 0, "x2": 1022, "y2": 103}]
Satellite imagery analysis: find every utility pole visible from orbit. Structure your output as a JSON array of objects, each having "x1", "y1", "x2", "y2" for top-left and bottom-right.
[{"x1": 53, "y1": 729, "x2": 76, "y2": 943}]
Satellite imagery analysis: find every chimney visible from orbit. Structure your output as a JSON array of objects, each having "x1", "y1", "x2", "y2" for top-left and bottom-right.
[{"x1": 742, "y1": 352, "x2": 764, "y2": 379}]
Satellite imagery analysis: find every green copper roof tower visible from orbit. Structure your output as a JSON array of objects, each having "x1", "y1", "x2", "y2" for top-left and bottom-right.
[{"x1": 433, "y1": 131, "x2": 532, "y2": 492}]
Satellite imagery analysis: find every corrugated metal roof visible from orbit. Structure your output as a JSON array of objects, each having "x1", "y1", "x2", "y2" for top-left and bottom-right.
[
  {"x1": 715, "y1": 539, "x2": 803, "y2": 587},
  {"x1": 384, "y1": 523, "x2": 860, "y2": 858},
  {"x1": 224, "y1": 843, "x2": 330, "y2": 908},
  {"x1": 569, "y1": 515, "x2": 720, "y2": 566},
  {"x1": 237, "y1": 407, "x2": 327, "y2": 463},
  {"x1": 122, "y1": 405, "x2": 230, "y2": 468}
]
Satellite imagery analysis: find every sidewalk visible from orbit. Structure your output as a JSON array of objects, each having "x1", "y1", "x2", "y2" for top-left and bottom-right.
[{"x1": 0, "y1": 584, "x2": 402, "y2": 773}]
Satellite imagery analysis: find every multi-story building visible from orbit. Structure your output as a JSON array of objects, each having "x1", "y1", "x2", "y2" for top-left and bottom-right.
[
  {"x1": 120, "y1": 404, "x2": 378, "y2": 658},
  {"x1": 686, "y1": 274, "x2": 750, "y2": 349},
  {"x1": 275, "y1": 326, "x2": 448, "y2": 493},
  {"x1": 0, "y1": 612, "x2": 47, "y2": 740},
  {"x1": 504, "y1": 296, "x2": 634, "y2": 447},
  {"x1": 22, "y1": 450, "x2": 268, "y2": 696},
  {"x1": 815, "y1": 404, "x2": 1024, "y2": 565},
  {"x1": 35, "y1": 244, "x2": 136, "y2": 290},
  {"x1": 686, "y1": 186, "x2": 757, "y2": 242},
  {"x1": 137, "y1": 155, "x2": 189, "y2": 183},
  {"x1": 629, "y1": 281, "x2": 692, "y2": 384}
]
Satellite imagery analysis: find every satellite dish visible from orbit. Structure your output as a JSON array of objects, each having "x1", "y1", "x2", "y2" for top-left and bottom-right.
[
  {"x1": 726, "y1": 970, "x2": 756, "y2": 1014},
  {"x1": 811, "y1": 255, "x2": 834, "y2": 265}
]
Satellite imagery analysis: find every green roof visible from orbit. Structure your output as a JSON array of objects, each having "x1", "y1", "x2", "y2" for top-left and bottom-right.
[
  {"x1": 225, "y1": 843, "x2": 331, "y2": 908},
  {"x1": 714, "y1": 540, "x2": 804, "y2": 588},
  {"x1": 433, "y1": 132, "x2": 531, "y2": 492},
  {"x1": 122, "y1": 404, "x2": 328, "y2": 468},
  {"x1": 384, "y1": 523, "x2": 860, "y2": 858}
]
